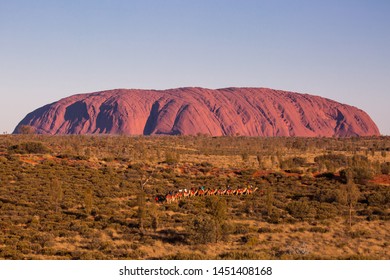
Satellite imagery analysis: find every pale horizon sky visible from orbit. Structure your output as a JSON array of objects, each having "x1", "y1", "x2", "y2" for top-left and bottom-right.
[{"x1": 1, "y1": 0, "x2": 389, "y2": 135}]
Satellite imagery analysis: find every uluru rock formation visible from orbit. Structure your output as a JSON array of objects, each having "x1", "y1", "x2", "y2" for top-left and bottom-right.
[{"x1": 14, "y1": 87, "x2": 380, "y2": 137}]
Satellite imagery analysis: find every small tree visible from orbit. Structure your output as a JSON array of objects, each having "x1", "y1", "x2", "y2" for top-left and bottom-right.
[
  {"x1": 241, "y1": 152, "x2": 249, "y2": 162},
  {"x1": 139, "y1": 171, "x2": 152, "y2": 191},
  {"x1": 84, "y1": 188, "x2": 93, "y2": 215},
  {"x1": 50, "y1": 178, "x2": 63, "y2": 213},
  {"x1": 136, "y1": 191, "x2": 146, "y2": 232},
  {"x1": 256, "y1": 154, "x2": 264, "y2": 169},
  {"x1": 190, "y1": 197, "x2": 229, "y2": 244},
  {"x1": 148, "y1": 202, "x2": 159, "y2": 232},
  {"x1": 266, "y1": 186, "x2": 274, "y2": 217},
  {"x1": 208, "y1": 197, "x2": 228, "y2": 243},
  {"x1": 337, "y1": 170, "x2": 360, "y2": 228},
  {"x1": 191, "y1": 217, "x2": 216, "y2": 244},
  {"x1": 17, "y1": 125, "x2": 36, "y2": 134},
  {"x1": 271, "y1": 155, "x2": 278, "y2": 169},
  {"x1": 164, "y1": 150, "x2": 180, "y2": 164}
]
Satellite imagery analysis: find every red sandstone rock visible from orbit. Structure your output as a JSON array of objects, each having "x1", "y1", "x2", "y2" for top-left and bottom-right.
[{"x1": 13, "y1": 87, "x2": 380, "y2": 137}]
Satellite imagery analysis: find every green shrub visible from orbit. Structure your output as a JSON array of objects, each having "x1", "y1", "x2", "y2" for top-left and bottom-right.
[
  {"x1": 380, "y1": 162, "x2": 390, "y2": 175},
  {"x1": 309, "y1": 226, "x2": 329, "y2": 233},
  {"x1": 8, "y1": 142, "x2": 49, "y2": 154},
  {"x1": 287, "y1": 200, "x2": 314, "y2": 221},
  {"x1": 314, "y1": 154, "x2": 347, "y2": 169},
  {"x1": 340, "y1": 167, "x2": 373, "y2": 184},
  {"x1": 218, "y1": 251, "x2": 268, "y2": 260},
  {"x1": 234, "y1": 223, "x2": 250, "y2": 234},
  {"x1": 281, "y1": 157, "x2": 306, "y2": 169},
  {"x1": 257, "y1": 227, "x2": 273, "y2": 233},
  {"x1": 164, "y1": 252, "x2": 205, "y2": 260},
  {"x1": 368, "y1": 190, "x2": 390, "y2": 207},
  {"x1": 314, "y1": 202, "x2": 338, "y2": 220},
  {"x1": 190, "y1": 217, "x2": 216, "y2": 244}
]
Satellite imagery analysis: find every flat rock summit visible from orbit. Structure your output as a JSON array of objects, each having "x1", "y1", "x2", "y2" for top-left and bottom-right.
[{"x1": 14, "y1": 87, "x2": 380, "y2": 137}]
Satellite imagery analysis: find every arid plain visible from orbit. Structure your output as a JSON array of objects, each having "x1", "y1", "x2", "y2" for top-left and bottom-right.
[{"x1": 0, "y1": 135, "x2": 389, "y2": 260}]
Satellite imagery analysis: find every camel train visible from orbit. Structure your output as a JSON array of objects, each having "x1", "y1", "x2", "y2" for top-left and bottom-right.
[{"x1": 155, "y1": 186, "x2": 260, "y2": 204}]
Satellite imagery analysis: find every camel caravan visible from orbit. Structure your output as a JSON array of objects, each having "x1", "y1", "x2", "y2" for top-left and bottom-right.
[{"x1": 154, "y1": 185, "x2": 260, "y2": 204}]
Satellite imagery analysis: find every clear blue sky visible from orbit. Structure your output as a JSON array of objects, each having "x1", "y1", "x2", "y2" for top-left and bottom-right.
[{"x1": 1, "y1": 0, "x2": 389, "y2": 135}]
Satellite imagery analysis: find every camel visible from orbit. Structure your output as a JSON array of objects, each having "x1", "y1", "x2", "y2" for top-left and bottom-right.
[
  {"x1": 183, "y1": 189, "x2": 190, "y2": 198},
  {"x1": 226, "y1": 189, "x2": 236, "y2": 196},
  {"x1": 175, "y1": 191, "x2": 183, "y2": 200},
  {"x1": 207, "y1": 188, "x2": 218, "y2": 196},
  {"x1": 245, "y1": 186, "x2": 259, "y2": 195},
  {"x1": 165, "y1": 193, "x2": 175, "y2": 204},
  {"x1": 196, "y1": 189, "x2": 207, "y2": 196},
  {"x1": 235, "y1": 187, "x2": 247, "y2": 195},
  {"x1": 155, "y1": 185, "x2": 261, "y2": 205},
  {"x1": 189, "y1": 188, "x2": 198, "y2": 197},
  {"x1": 216, "y1": 189, "x2": 227, "y2": 196}
]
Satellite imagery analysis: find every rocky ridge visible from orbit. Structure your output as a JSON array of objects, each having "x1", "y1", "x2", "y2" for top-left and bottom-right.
[{"x1": 14, "y1": 87, "x2": 380, "y2": 137}]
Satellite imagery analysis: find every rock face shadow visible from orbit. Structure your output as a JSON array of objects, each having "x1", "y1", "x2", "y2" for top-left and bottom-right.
[
  {"x1": 64, "y1": 101, "x2": 90, "y2": 133},
  {"x1": 95, "y1": 103, "x2": 116, "y2": 133},
  {"x1": 143, "y1": 101, "x2": 160, "y2": 135}
]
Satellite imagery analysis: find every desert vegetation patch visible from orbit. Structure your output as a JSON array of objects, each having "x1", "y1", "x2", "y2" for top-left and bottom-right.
[{"x1": 0, "y1": 135, "x2": 389, "y2": 259}]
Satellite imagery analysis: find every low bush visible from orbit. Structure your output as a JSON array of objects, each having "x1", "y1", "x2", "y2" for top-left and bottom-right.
[{"x1": 8, "y1": 142, "x2": 49, "y2": 154}]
